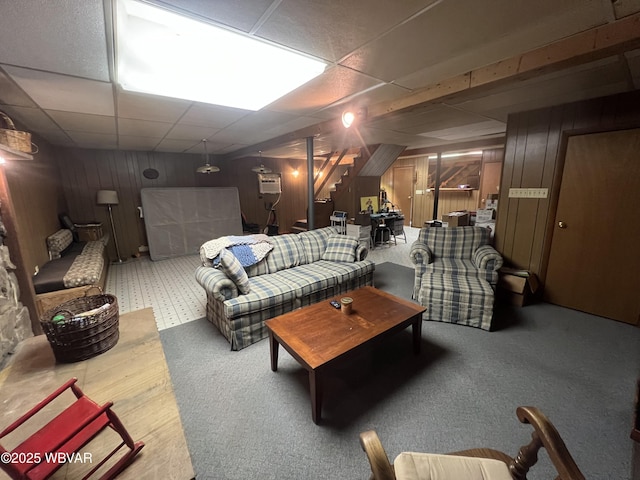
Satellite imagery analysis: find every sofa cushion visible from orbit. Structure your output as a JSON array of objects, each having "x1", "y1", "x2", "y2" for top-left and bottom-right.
[
  {"x1": 418, "y1": 273, "x2": 495, "y2": 330},
  {"x1": 219, "y1": 248, "x2": 250, "y2": 294},
  {"x1": 393, "y1": 452, "x2": 512, "y2": 480},
  {"x1": 321, "y1": 234, "x2": 358, "y2": 262},
  {"x1": 276, "y1": 264, "x2": 338, "y2": 297},
  {"x1": 63, "y1": 252, "x2": 104, "y2": 288},
  {"x1": 81, "y1": 239, "x2": 105, "y2": 256},
  {"x1": 418, "y1": 226, "x2": 490, "y2": 259},
  {"x1": 47, "y1": 229, "x2": 73, "y2": 259},
  {"x1": 266, "y1": 234, "x2": 306, "y2": 272},
  {"x1": 313, "y1": 260, "x2": 376, "y2": 284},
  {"x1": 426, "y1": 258, "x2": 498, "y2": 285},
  {"x1": 297, "y1": 228, "x2": 333, "y2": 263},
  {"x1": 223, "y1": 273, "x2": 298, "y2": 319}
]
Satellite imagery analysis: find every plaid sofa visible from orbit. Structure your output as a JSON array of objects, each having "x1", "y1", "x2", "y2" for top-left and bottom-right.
[
  {"x1": 195, "y1": 227, "x2": 375, "y2": 350},
  {"x1": 409, "y1": 226, "x2": 503, "y2": 330}
]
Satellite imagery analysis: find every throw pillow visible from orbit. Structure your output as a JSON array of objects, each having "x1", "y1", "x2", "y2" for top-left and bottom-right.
[
  {"x1": 219, "y1": 248, "x2": 251, "y2": 294},
  {"x1": 321, "y1": 234, "x2": 358, "y2": 263}
]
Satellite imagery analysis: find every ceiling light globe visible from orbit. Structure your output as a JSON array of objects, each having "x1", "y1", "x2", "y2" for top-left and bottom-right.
[{"x1": 342, "y1": 111, "x2": 356, "y2": 128}]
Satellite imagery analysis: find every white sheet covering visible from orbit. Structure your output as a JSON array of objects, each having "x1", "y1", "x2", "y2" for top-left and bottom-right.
[{"x1": 141, "y1": 187, "x2": 243, "y2": 261}]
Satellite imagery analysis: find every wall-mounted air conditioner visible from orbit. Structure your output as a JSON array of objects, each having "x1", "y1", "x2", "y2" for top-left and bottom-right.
[{"x1": 258, "y1": 173, "x2": 282, "y2": 194}]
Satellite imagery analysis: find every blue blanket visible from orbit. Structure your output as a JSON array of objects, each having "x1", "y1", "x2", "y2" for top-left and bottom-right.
[{"x1": 200, "y1": 234, "x2": 274, "y2": 267}]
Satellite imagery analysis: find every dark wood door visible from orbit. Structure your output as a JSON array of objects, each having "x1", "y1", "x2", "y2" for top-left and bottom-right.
[
  {"x1": 544, "y1": 129, "x2": 640, "y2": 325},
  {"x1": 392, "y1": 166, "x2": 415, "y2": 226}
]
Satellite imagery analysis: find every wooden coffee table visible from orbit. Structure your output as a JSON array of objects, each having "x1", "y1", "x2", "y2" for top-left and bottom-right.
[{"x1": 265, "y1": 286, "x2": 426, "y2": 424}]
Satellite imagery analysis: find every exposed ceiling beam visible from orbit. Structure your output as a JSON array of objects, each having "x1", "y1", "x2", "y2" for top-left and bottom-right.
[
  {"x1": 400, "y1": 137, "x2": 505, "y2": 157},
  {"x1": 222, "y1": 12, "x2": 640, "y2": 162}
]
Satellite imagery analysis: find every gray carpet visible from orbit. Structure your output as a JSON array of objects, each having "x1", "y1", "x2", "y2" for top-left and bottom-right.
[{"x1": 160, "y1": 262, "x2": 640, "y2": 480}]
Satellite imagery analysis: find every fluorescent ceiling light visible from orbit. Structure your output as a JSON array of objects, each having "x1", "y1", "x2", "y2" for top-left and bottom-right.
[
  {"x1": 115, "y1": 0, "x2": 326, "y2": 111},
  {"x1": 428, "y1": 151, "x2": 483, "y2": 160}
]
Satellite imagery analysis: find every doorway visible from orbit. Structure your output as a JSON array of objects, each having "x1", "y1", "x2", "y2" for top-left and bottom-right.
[
  {"x1": 392, "y1": 166, "x2": 415, "y2": 226},
  {"x1": 544, "y1": 129, "x2": 640, "y2": 325}
]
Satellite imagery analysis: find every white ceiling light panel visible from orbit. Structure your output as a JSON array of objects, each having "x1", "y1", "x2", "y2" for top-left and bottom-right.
[{"x1": 115, "y1": 0, "x2": 327, "y2": 111}]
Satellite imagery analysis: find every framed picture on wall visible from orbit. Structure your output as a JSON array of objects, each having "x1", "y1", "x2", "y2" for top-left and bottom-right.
[{"x1": 360, "y1": 196, "x2": 379, "y2": 214}]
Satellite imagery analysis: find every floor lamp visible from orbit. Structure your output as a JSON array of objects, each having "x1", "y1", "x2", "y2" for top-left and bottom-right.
[{"x1": 97, "y1": 189, "x2": 124, "y2": 263}]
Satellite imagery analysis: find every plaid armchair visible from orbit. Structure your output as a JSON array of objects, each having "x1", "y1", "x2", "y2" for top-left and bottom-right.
[{"x1": 410, "y1": 226, "x2": 503, "y2": 300}]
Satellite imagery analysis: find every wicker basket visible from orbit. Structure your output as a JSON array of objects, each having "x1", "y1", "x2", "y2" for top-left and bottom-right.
[
  {"x1": 40, "y1": 287, "x2": 119, "y2": 363},
  {"x1": 0, "y1": 111, "x2": 36, "y2": 154}
]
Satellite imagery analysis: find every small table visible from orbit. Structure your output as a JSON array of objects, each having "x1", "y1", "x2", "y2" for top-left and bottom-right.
[{"x1": 265, "y1": 286, "x2": 426, "y2": 424}]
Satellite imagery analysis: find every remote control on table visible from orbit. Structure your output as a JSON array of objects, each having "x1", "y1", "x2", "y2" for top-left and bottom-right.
[{"x1": 329, "y1": 300, "x2": 341, "y2": 309}]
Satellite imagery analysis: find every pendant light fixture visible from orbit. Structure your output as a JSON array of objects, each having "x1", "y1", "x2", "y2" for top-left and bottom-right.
[
  {"x1": 251, "y1": 151, "x2": 272, "y2": 174},
  {"x1": 196, "y1": 139, "x2": 219, "y2": 174}
]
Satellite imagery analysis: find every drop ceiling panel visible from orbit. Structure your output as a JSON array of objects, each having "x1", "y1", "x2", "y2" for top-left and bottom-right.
[
  {"x1": 37, "y1": 130, "x2": 75, "y2": 147},
  {"x1": 357, "y1": 127, "x2": 438, "y2": 149},
  {"x1": 118, "y1": 135, "x2": 163, "y2": 151},
  {"x1": 311, "y1": 83, "x2": 412, "y2": 120},
  {"x1": 117, "y1": 118, "x2": 173, "y2": 137},
  {"x1": 448, "y1": 57, "x2": 633, "y2": 118},
  {"x1": 267, "y1": 65, "x2": 383, "y2": 114},
  {"x1": 117, "y1": 92, "x2": 191, "y2": 122},
  {"x1": 151, "y1": 0, "x2": 275, "y2": 32},
  {"x1": 0, "y1": 1, "x2": 635, "y2": 160},
  {"x1": 340, "y1": 0, "x2": 611, "y2": 85},
  {"x1": 0, "y1": 69, "x2": 37, "y2": 108},
  {"x1": 613, "y1": 0, "x2": 640, "y2": 19},
  {"x1": 369, "y1": 104, "x2": 493, "y2": 135},
  {"x1": 165, "y1": 124, "x2": 220, "y2": 141},
  {"x1": 255, "y1": 0, "x2": 437, "y2": 62},
  {"x1": 262, "y1": 137, "x2": 338, "y2": 158},
  {"x1": 215, "y1": 143, "x2": 249, "y2": 154},
  {"x1": 0, "y1": 0, "x2": 109, "y2": 81},
  {"x1": 395, "y1": 4, "x2": 615, "y2": 90},
  {"x1": 0, "y1": 105, "x2": 64, "y2": 133},
  {"x1": 185, "y1": 139, "x2": 235, "y2": 154},
  {"x1": 179, "y1": 103, "x2": 249, "y2": 129},
  {"x1": 418, "y1": 120, "x2": 506, "y2": 140},
  {"x1": 154, "y1": 138, "x2": 202, "y2": 153},
  {"x1": 3, "y1": 66, "x2": 114, "y2": 115},
  {"x1": 209, "y1": 110, "x2": 302, "y2": 144},
  {"x1": 46, "y1": 111, "x2": 117, "y2": 135},
  {"x1": 67, "y1": 131, "x2": 118, "y2": 149}
]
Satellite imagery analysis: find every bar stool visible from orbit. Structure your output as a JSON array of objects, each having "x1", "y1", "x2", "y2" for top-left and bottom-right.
[{"x1": 373, "y1": 218, "x2": 392, "y2": 248}]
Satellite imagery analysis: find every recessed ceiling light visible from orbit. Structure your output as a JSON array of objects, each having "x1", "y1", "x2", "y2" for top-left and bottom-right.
[{"x1": 115, "y1": 0, "x2": 326, "y2": 111}]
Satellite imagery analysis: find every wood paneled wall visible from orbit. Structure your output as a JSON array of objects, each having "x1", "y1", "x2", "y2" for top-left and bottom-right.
[
  {"x1": 56, "y1": 150, "x2": 313, "y2": 259},
  {"x1": 333, "y1": 176, "x2": 380, "y2": 218},
  {"x1": 495, "y1": 89, "x2": 640, "y2": 283},
  {"x1": 382, "y1": 151, "x2": 503, "y2": 226},
  {"x1": 2, "y1": 134, "x2": 66, "y2": 328}
]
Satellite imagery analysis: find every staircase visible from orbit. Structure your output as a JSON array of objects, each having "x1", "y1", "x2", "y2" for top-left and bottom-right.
[
  {"x1": 327, "y1": 153, "x2": 369, "y2": 204},
  {"x1": 292, "y1": 144, "x2": 406, "y2": 232}
]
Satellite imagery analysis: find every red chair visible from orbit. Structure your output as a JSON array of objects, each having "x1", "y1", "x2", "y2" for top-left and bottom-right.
[{"x1": 0, "y1": 378, "x2": 144, "y2": 480}]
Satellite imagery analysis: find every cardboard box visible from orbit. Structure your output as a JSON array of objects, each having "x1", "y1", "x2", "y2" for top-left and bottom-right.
[
  {"x1": 498, "y1": 269, "x2": 539, "y2": 307},
  {"x1": 441, "y1": 212, "x2": 469, "y2": 227}
]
